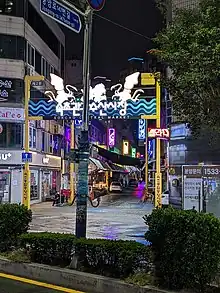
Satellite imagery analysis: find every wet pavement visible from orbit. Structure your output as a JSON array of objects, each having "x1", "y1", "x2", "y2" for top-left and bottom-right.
[{"x1": 31, "y1": 185, "x2": 153, "y2": 242}]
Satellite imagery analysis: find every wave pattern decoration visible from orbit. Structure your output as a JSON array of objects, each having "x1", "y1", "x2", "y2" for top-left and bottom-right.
[
  {"x1": 29, "y1": 100, "x2": 57, "y2": 117},
  {"x1": 28, "y1": 98, "x2": 157, "y2": 118}
]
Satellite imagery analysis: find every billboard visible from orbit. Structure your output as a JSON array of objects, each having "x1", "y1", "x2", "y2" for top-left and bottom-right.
[{"x1": 28, "y1": 72, "x2": 157, "y2": 120}]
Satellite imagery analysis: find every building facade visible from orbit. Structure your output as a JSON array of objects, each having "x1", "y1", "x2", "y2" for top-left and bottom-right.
[{"x1": 0, "y1": 0, "x2": 66, "y2": 204}]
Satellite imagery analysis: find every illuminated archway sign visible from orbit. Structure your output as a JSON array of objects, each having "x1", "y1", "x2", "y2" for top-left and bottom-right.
[{"x1": 28, "y1": 73, "x2": 157, "y2": 120}]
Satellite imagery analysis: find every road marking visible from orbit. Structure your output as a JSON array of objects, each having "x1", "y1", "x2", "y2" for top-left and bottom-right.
[{"x1": 0, "y1": 272, "x2": 84, "y2": 293}]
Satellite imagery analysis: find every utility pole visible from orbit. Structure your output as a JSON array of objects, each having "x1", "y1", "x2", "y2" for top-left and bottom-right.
[{"x1": 75, "y1": 7, "x2": 93, "y2": 238}]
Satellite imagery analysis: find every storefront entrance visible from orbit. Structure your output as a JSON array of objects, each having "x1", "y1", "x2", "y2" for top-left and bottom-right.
[{"x1": 41, "y1": 170, "x2": 61, "y2": 201}]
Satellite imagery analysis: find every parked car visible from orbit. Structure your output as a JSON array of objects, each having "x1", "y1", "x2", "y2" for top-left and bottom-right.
[
  {"x1": 162, "y1": 190, "x2": 169, "y2": 207},
  {"x1": 109, "y1": 182, "x2": 122, "y2": 192},
  {"x1": 129, "y1": 179, "x2": 138, "y2": 187}
]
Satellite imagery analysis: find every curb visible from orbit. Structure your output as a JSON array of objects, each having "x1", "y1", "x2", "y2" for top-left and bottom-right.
[{"x1": 0, "y1": 258, "x2": 171, "y2": 293}]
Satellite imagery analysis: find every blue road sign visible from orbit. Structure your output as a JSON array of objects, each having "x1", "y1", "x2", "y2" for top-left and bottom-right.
[
  {"x1": 87, "y1": 0, "x2": 105, "y2": 11},
  {"x1": 40, "y1": 0, "x2": 82, "y2": 33},
  {"x1": 22, "y1": 152, "x2": 32, "y2": 163}
]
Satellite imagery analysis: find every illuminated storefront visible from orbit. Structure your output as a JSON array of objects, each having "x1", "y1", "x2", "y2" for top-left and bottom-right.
[{"x1": 0, "y1": 150, "x2": 61, "y2": 204}]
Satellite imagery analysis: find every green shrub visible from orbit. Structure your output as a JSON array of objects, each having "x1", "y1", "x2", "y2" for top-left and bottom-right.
[
  {"x1": 144, "y1": 207, "x2": 220, "y2": 291},
  {"x1": 19, "y1": 232, "x2": 152, "y2": 278},
  {"x1": 0, "y1": 204, "x2": 32, "y2": 252},
  {"x1": 19, "y1": 232, "x2": 76, "y2": 267},
  {"x1": 74, "y1": 238, "x2": 151, "y2": 278}
]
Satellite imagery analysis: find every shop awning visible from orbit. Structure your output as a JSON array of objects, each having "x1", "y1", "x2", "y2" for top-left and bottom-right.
[
  {"x1": 125, "y1": 166, "x2": 141, "y2": 173},
  {"x1": 89, "y1": 158, "x2": 107, "y2": 171},
  {"x1": 97, "y1": 146, "x2": 141, "y2": 167},
  {"x1": 108, "y1": 162, "x2": 126, "y2": 173}
]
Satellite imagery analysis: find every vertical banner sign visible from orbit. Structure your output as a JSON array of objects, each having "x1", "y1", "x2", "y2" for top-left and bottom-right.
[
  {"x1": 155, "y1": 173, "x2": 162, "y2": 208},
  {"x1": 23, "y1": 170, "x2": 29, "y2": 206},
  {"x1": 131, "y1": 147, "x2": 136, "y2": 158},
  {"x1": 138, "y1": 119, "x2": 146, "y2": 140},
  {"x1": 123, "y1": 141, "x2": 129, "y2": 155},
  {"x1": 183, "y1": 166, "x2": 203, "y2": 211},
  {"x1": 108, "y1": 128, "x2": 116, "y2": 147}
]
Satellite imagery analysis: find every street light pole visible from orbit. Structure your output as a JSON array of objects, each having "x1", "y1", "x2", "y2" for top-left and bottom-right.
[
  {"x1": 24, "y1": 75, "x2": 44, "y2": 209},
  {"x1": 75, "y1": 6, "x2": 93, "y2": 238}
]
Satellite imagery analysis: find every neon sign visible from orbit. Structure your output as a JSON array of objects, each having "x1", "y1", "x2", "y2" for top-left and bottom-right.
[
  {"x1": 28, "y1": 73, "x2": 157, "y2": 119},
  {"x1": 138, "y1": 119, "x2": 146, "y2": 140},
  {"x1": 131, "y1": 147, "x2": 136, "y2": 158},
  {"x1": 148, "y1": 140, "x2": 153, "y2": 158},
  {"x1": 123, "y1": 140, "x2": 129, "y2": 155},
  {"x1": 0, "y1": 79, "x2": 13, "y2": 101},
  {"x1": 148, "y1": 128, "x2": 170, "y2": 139},
  {"x1": 108, "y1": 128, "x2": 116, "y2": 147}
]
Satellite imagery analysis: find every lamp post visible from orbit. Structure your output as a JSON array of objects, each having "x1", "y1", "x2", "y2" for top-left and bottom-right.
[
  {"x1": 24, "y1": 75, "x2": 44, "y2": 209},
  {"x1": 141, "y1": 72, "x2": 162, "y2": 207}
]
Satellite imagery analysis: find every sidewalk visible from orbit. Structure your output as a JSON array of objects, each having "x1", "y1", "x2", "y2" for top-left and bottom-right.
[{"x1": 30, "y1": 197, "x2": 153, "y2": 241}]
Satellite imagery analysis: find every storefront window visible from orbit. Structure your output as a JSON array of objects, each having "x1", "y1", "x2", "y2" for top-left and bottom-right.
[
  {"x1": 0, "y1": 34, "x2": 25, "y2": 60},
  {"x1": 29, "y1": 127, "x2": 37, "y2": 149},
  {"x1": 0, "y1": 122, "x2": 23, "y2": 148},
  {"x1": 30, "y1": 170, "x2": 39, "y2": 200},
  {"x1": 0, "y1": 171, "x2": 10, "y2": 203}
]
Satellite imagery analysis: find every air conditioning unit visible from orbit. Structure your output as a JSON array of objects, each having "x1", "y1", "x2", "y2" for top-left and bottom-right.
[{"x1": 26, "y1": 65, "x2": 35, "y2": 76}]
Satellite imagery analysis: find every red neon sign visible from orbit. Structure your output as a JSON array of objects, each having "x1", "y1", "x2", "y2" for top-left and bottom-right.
[{"x1": 148, "y1": 128, "x2": 170, "y2": 139}]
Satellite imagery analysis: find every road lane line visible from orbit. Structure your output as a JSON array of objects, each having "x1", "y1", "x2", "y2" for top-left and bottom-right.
[{"x1": 0, "y1": 272, "x2": 84, "y2": 293}]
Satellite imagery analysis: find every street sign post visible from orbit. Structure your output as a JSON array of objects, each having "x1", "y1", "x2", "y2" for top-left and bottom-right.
[
  {"x1": 40, "y1": 0, "x2": 82, "y2": 33},
  {"x1": 22, "y1": 152, "x2": 32, "y2": 163},
  {"x1": 87, "y1": 0, "x2": 105, "y2": 11}
]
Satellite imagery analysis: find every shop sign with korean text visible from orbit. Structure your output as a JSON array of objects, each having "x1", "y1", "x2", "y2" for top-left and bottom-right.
[{"x1": 182, "y1": 165, "x2": 203, "y2": 211}]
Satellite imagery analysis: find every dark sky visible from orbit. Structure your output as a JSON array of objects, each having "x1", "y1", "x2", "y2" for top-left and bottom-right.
[{"x1": 64, "y1": 0, "x2": 162, "y2": 80}]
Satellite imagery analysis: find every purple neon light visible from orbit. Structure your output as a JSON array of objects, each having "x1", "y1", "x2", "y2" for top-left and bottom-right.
[{"x1": 108, "y1": 128, "x2": 116, "y2": 147}]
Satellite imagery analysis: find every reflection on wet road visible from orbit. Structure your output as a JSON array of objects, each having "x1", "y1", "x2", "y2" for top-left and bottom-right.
[{"x1": 31, "y1": 185, "x2": 153, "y2": 243}]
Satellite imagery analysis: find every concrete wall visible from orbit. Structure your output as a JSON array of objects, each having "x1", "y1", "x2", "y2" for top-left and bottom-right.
[{"x1": 0, "y1": 258, "x2": 171, "y2": 293}]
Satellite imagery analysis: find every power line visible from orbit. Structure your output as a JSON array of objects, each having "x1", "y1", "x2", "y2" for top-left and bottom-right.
[{"x1": 94, "y1": 13, "x2": 152, "y2": 41}]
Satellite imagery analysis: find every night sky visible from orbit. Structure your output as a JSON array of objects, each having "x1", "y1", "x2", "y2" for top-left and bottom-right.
[{"x1": 64, "y1": 0, "x2": 162, "y2": 80}]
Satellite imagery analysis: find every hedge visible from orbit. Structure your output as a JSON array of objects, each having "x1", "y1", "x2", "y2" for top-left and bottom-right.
[
  {"x1": 144, "y1": 207, "x2": 220, "y2": 291},
  {"x1": 0, "y1": 204, "x2": 32, "y2": 252},
  {"x1": 19, "y1": 232, "x2": 152, "y2": 278},
  {"x1": 19, "y1": 232, "x2": 76, "y2": 267}
]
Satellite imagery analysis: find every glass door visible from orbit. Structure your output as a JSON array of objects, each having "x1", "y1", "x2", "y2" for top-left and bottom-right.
[{"x1": 0, "y1": 171, "x2": 11, "y2": 203}]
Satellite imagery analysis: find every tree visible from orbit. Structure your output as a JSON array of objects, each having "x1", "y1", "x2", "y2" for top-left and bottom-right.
[{"x1": 151, "y1": 0, "x2": 220, "y2": 138}]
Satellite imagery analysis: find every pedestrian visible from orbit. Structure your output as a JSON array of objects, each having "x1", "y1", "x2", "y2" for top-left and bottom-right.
[{"x1": 52, "y1": 191, "x2": 60, "y2": 206}]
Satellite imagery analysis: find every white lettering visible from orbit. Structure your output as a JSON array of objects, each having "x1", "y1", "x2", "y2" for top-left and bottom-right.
[{"x1": 0, "y1": 153, "x2": 12, "y2": 161}]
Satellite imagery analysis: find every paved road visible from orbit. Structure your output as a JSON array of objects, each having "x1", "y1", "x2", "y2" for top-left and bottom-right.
[
  {"x1": 31, "y1": 185, "x2": 153, "y2": 243},
  {"x1": 0, "y1": 274, "x2": 84, "y2": 293}
]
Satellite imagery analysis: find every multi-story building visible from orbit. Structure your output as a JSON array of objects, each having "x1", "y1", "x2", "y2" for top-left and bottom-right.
[{"x1": 0, "y1": 0, "x2": 66, "y2": 204}]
